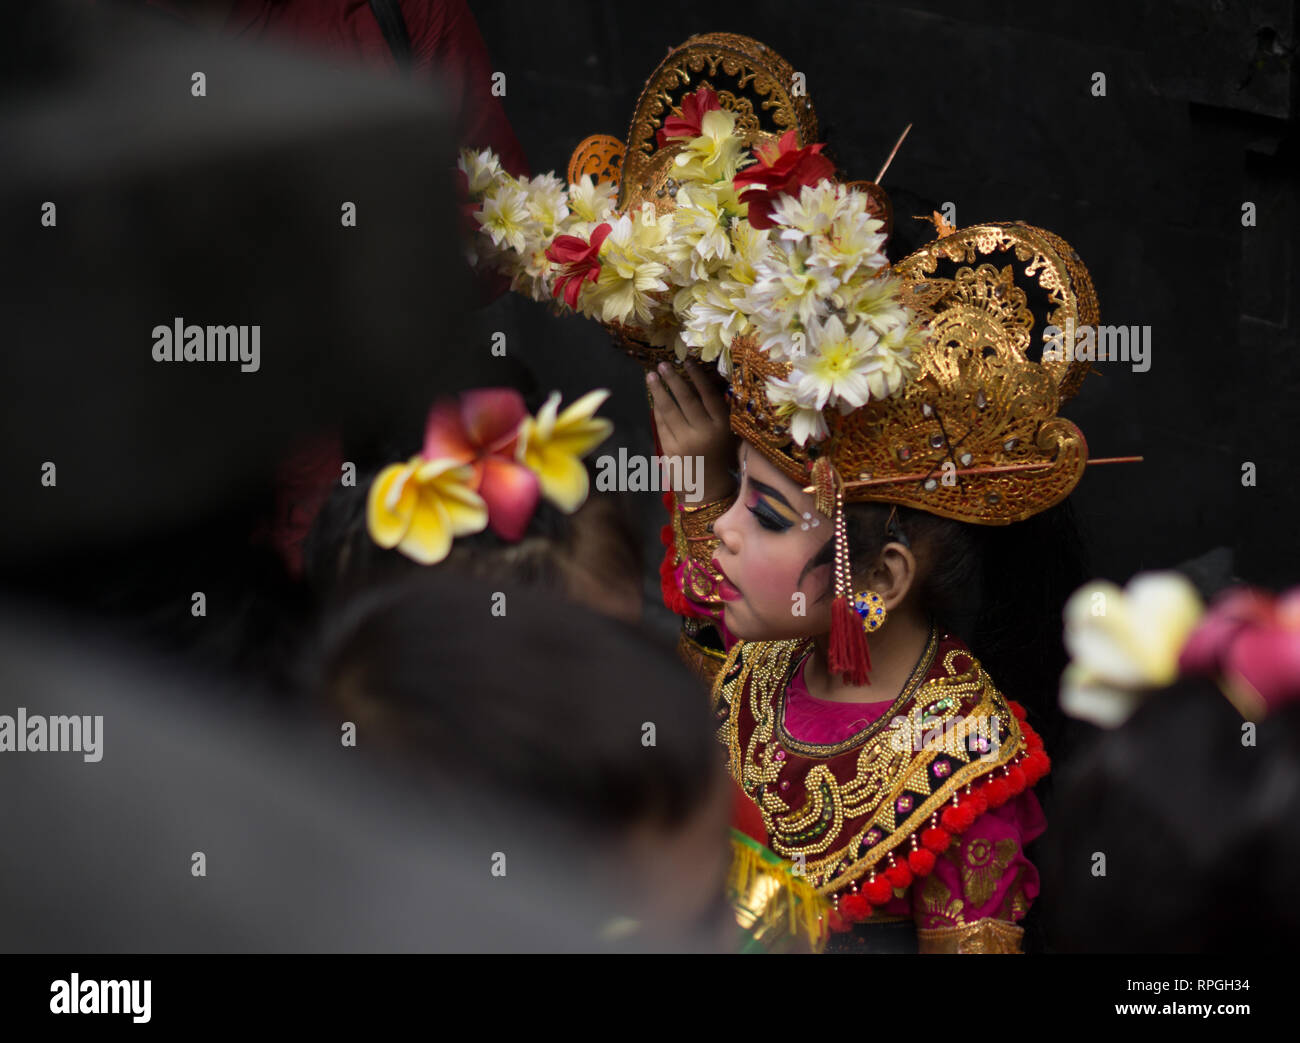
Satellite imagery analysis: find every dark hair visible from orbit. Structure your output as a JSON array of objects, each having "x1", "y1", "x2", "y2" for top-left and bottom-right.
[
  {"x1": 1040, "y1": 680, "x2": 1300, "y2": 951},
  {"x1": 308, "y1": 569, "x2": 719, "y2": 833}
]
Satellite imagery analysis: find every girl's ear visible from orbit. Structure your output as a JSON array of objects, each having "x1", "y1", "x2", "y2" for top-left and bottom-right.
[{"x1": 859, "y1": 541, "x2": 917, "y2": 612}]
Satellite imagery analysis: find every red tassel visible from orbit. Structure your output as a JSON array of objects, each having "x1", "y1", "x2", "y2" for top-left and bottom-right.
[
  {"x1": 863, "y1": 876, "x2": 894, "y2": 905},
  {"x1": 827, "y1": 908, "x2": 850, "y2": 933},
  {"x1": 885, "y1": 860, "x2": 913, "y2": 888},
  {"x1": 920, "y1": 827, "x2": 951, "y2": 852},
  {"x1": 907, "y1": 848, "x2": 936, "y2": 875},
  {"x1": 829, "y1": 595, "x2": 871, "y2": 685}
]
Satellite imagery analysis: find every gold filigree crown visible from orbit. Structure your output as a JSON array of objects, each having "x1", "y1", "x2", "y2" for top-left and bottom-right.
[
  {"x1": 564, "y1": 33, "x2": 1098, "y2": 525},
  {"x1": 731, "y1": 222, "x2": 1098, "y2": 524}
]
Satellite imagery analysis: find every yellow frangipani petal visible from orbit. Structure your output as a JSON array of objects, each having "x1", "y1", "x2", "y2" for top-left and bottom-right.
[
  {"x1": 398, "y1": 486, "x2": 454, "y2": 564},
  {"x1": 414, "y1": 457, "x2": 476, "y2": 484},
  {"x1": 528, "y1": 448, "x2": 591, "y2": 513},
  {"x1": 554, "y1": 388, "x2": 611, "y2": 428},
  {"x1": 547, "y1": 418, "x2": 614, "y2": 460},
  {"x1": 434, "y1": 476, "x2": 489, "y2": 537},
  {"x1": 367, "y1": 463, "x2": 418, "y2": 548}
]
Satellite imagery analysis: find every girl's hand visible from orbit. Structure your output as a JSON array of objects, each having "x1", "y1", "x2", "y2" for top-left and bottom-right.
[{"x1": 647, "y1": 358, "x2": 738, "y2": 503}]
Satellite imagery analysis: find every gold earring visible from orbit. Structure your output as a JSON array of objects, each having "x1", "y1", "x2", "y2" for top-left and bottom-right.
[{"x1": 853, "y1": 590, "x2": 887, "y2": 633}]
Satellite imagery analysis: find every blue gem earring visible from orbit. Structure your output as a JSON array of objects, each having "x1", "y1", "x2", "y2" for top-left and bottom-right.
[{"x1": 853, "y1": 590, "x2": 887, "y2": 633}]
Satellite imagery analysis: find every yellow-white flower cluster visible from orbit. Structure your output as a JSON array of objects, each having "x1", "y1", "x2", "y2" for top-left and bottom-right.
[{"x1": 460, "y1": 113, "x2": 924, "y2": 446}]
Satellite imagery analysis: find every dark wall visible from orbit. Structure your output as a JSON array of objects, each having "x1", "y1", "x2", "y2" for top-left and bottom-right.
[{"x1": 465, "y1": 0, "x2": 1300, "y2": 606}]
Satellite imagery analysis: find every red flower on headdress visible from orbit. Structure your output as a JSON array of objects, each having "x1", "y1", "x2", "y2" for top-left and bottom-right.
[
  {"x1": 421, "y1": 389, "x2": 540, "y2": 541},
  {"x1": 1179, "y1": 586, "x2": 1300, "y2": 718},
  {"x1": 656, "y1": 87, "x2": 722, "y2": 147},
  {"x1": 545, "y1": 222, "x2": 612, "y2": 309},
  {"x1": 732, "y1": 129, "x2": 836, "y2": 229}
]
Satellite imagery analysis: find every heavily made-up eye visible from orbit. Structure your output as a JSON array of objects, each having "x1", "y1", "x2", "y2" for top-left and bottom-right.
[{"x1": 749, "y1": 498, "x2": 791, "y2": 532}]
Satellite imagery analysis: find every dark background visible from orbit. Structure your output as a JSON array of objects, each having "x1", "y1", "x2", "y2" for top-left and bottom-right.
[{"x1": 463, "y1": 0, "x2": 1300, "y2": 634}]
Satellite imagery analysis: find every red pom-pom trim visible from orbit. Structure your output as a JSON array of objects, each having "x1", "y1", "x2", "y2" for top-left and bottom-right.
[
  {"x1": 1008, "y1": 700, "x2": 1027, "y2": 721},
  {"x1": 908, "y1": 848, "x2": 936, "y2": 874},
  {"x1": 942, "y1": 802, "x2": 978, "y2": 832},
  {"x1": 984, "y1": 777, "x2": 1011, "y2": 808},
  {"x1": 826, "y1": 907, "x2": 850, "y2": 933},
  {"x1": 839, "y1": 893, "x2": 872, "y2": 923},
  {"x1": 920, "y1": 827, "x2": 951, "y2": 852},
  {"x1": 863, "y1": 876, "x2": 894, "y2": 905},
  {"x1": 1006, "y1": 764, "x2": 1028, "y2": 796},
  {"x1": 885, "y1": 861, "x2": 913, "y2": 888}
]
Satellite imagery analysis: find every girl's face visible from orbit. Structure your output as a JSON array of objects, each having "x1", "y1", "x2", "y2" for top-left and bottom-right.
[{"x1": 711, "y1": 440, "x2": 834, "y2": 640}]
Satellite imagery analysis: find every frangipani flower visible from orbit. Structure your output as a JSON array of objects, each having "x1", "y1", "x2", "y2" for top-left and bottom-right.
[
  {"x1": 367, "y1": 458, "x2": 488, "y2": 565},
  {"x1": 1060, "y1": 572, "x2": 1204, "y2": 727},
  {"x1": 673, "y1": 108, "x2": 748, "y2": 184},
  {"x1": 420, "y1": 388, "x2": 542, "y2": 541},
  {"x1": 1180, "y1": 587, "x2": 1300, "y2": 720},
  {"x1": 518, "y1": 389, "x2": 614, "y2": 512}
]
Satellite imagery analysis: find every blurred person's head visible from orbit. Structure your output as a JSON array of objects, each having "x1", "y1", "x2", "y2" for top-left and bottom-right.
[
  {"x1": 308, "y1": 570, "x2": 732, "y2": 948},
  {"x1": 1041, "y1": 679, "x2": 1300, "y2": 951},
  {"x1": 303, "y1": 382, "x2": 645, "y2": 625},
  {"x1": 304, "y1": 475, "x2": 644, "y2": 625}
]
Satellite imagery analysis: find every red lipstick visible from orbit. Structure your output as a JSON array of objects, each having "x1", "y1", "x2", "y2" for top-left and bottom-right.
[{"x1": 712, "y1": 558, "x2": 743, "y2": 602}]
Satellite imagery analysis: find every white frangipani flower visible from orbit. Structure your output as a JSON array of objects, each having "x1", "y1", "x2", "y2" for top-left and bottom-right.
[{"x1": 1060, "y1": 572, "x2": 1205, "y2": 727}]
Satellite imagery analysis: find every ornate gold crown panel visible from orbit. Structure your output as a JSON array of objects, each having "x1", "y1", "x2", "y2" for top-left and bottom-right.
[
  {"x1": 567, "y1": 33, "x2": 819, "y2": 216},
  {"x1": 730, "y1": 223, "x2": 1099, "y2": 525}
]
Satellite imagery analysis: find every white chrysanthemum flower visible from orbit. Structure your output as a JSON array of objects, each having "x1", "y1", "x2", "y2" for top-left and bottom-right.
[
  {"x1": 784, "y1": 314, "x2": 881, "y2": 411},
  {"x1": 522, "y1": 173, "x2": 569, "y2": 236},
  {"x1": 858, "y1": 337, "x2": 916, "y2": 399},
  {"x1": 673, "y1": 109, "x2": 748, "y2": 183},
  {"x1": 766, "y1": 375, "x2": 830, "y2": 445},
  {"x1": 838, "y1": 274, "x2": 913, "y2": 337},
  {"x1": 769, "y1": 181, "x2": 843, "y2": 243},
  {"x1": 665, "y1": 181, "x2": 744, "y2": 283},
  {"x1": 741, "y1": 240, "x2": 839, "y2": 343},
  {"x1": 476, "y1": 183, "x2": 537, "y2": 256},
  {"x1": 458, "y1": 147, "x2": 504, "y2": 196},
  {"x1": 567, "y1": 174, "x2": 618, "y2": 224},
  {"x1": 510, "y1": 240, "x2": 556, "y2": 303},
  {"x1": 725, "y1": 220, "x2": 770, "y2": 288},
  {"x1": 679, "y1": 281, "x2": 752, "y2": 365},
  {"x1": 811, "y1": 212, "x2": 888, "y2": 280},
  {"x1": 590, "y1": 213, "x2": 669, "y2": 326}
]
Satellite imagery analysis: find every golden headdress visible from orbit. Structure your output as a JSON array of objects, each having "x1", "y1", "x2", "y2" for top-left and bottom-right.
[{"x1": 462, "y1": 32, "x2": 1118, "y2": 681}]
